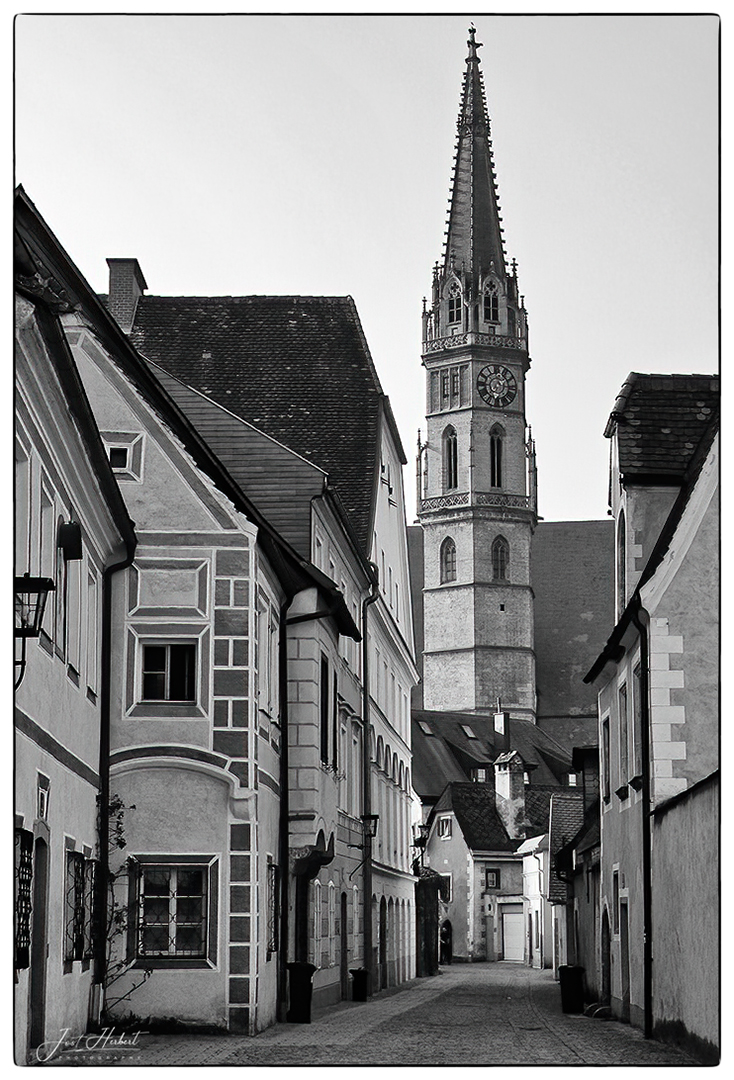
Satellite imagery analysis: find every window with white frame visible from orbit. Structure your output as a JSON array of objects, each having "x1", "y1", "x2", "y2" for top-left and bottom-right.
[
  {"x1": 86, "y1": 570, "x2": 99, "y2": 694},
  {"x1": 437, "y1": 816, "x2": 452, "y2": 839},
  {"x1": 132, "y1": 859, "x2": 217, "y2": 964},
  {"x1": 142, "y1": 643, "x2": 196, "y2": 702}
]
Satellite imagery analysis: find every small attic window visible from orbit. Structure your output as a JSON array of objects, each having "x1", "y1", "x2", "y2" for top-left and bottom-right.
[
  {"x1": 437, "y1": 816, "x2": 452, "y2": 839},
  {"x1": 109, "y1": 447, "x2": 128, "y2": 470},
  {"x1": 461, "y1": 724, "x2": 478, "y2": 739},
  {"x1": 418, "y1": 721, "x2": 433, "y2": 735}
]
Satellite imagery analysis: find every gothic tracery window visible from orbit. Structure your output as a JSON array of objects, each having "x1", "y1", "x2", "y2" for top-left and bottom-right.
[
  {"x1": 443, "y1": 426, "x2": 458, "y2": 490},
  {"x1": 440, "y1": 537, "x2": 457, "y2": 584},
  {"x1": 448, "y1": 282, "x2": 462, "y2": 324},
  {"x1": 484, "y1": 281, "x2": 499, "y2": 323},
  {"x1": 491, "y1": 536, "x2": 509, "y2": 581}
]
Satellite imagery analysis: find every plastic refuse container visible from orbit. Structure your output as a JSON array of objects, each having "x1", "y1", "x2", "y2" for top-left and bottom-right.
[
  {"x1": 558, "y1": 965, "x2": 585, "y2": 1014},
  {"x1": 286, "y1": 961, "x2": 318, "y2": 1023},
  {"x1": 350, "y1": 967, "x2": 369, "y2": 1002}
]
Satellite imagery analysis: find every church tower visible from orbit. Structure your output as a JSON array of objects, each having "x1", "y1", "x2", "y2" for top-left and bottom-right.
[{"x1": 417, "y1": 27, "x2": 538, "y2": 720}]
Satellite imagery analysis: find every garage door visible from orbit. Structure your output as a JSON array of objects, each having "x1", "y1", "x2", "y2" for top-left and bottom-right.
[{"x1": 502, "y1": 911, "x2": 524, "y2": 962}]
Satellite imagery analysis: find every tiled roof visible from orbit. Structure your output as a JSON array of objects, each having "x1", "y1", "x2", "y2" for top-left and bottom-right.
[
  {"x1": 128, "y1": 294, "x2": 386, "y2": 551},
  {"x1": 605, "y1": 372, "x2": 719, "y2": 480},
  {"x1": 411, "y1": 709, "x2": 572, "y2": 800},
  {"x1": 433, "y1": 783, "x2": 517, "y2": 852}
]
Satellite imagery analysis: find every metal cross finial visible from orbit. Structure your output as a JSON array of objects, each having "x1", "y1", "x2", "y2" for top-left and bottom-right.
[{"x1": 467, "y1": 24, "x2": 483, "y2": 57}]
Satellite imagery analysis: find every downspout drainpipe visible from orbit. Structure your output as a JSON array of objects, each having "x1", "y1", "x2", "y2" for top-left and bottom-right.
[
  {"x1": 93, "y1": 538, "x2": 137, "y2": 1022},
  {"x1": 277, "y1": 598, "x2": 291, "y2": 1022},
  {"x1": 631, "y1": 600, "x2": 653, "y2": 1039},
  {"x1": 361, "y1": 565, "x2": 380, "y2": 996}
]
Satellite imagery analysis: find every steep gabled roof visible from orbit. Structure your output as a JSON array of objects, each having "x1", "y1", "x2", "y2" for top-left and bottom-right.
[
  {"x1": 127, "y1": 293, "x2": 392, "y2": 552},
  {"x1": 433, "y1": 783, "x2": 516, "y2": 852},
  {"x1": 604, "y1": 372, "x2": 719, "y2": 482}
]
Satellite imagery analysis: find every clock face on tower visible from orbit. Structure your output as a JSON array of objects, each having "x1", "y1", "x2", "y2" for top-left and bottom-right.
[{"x1": 476, "y1": 365, "x2": 518, "y2": 408}]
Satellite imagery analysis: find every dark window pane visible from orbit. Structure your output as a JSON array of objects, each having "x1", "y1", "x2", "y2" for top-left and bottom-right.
[
  {"x1": 142, "y1": 926, "x2": 169, "y2": 953},
  {"x1": 143, "y1": 897, "x2": 169, "y2": 923},
  {"x1": 143, "y1": 869, "x2": 171, "y2": 895},
  {"x1": 109, "y1": 447, "x2": 128, "y2": 469},
  {"x1": 177, "y1": 897, "x2": 203, "y2": 923},
  {"x1": 176, "y1": 925, "x2": 204, "y2": 955},
  {"x1": 177, "y1": 869, "x2": 204, "y2": 896},
  {"x1": 142, "y1": 672, "x2": 166, "y2": 700},
  {"x1": 169, "y1": 644, "x2": 195, "y2": 701},
  {"x1": 143, "y1": 645, "x2": 166, "y2": 672}
]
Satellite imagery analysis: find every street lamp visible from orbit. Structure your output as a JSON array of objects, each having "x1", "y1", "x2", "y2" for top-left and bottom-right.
[
  {"x1": 15, "y1": 574, "x2": 55, "y2": 688},
  {"x1": 361, "y1": 814, "x2": 379, "y2": 839}
]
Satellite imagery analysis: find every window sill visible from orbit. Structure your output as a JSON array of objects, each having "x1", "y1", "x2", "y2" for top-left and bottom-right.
[
  {"x1": 67, "y1": 664, "x2": 80, "y2": 687},
  {"x1": 132, "y1": 958, "x2": 215, "y2": 970},
  {"x1": 127, "y1": 702, "x2": 206, "y2": 719}
]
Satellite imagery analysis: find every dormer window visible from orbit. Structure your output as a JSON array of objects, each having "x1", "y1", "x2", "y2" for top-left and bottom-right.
[
  {"x1": 448, "y1": 283, "x2": 462, "y2": 324},
  {"x1": 484, "y1": 281, "x2": 499, "y2": 323}
]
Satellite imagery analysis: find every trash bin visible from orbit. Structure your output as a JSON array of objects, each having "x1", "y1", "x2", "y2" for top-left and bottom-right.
[
  {"x1": 558, "y1": 965, "x2": 585, "y2": 1014},
  {"x1": 350, "y1": 967, "x2": 369, "y2": 1002},
  {"x1": 286, "y1": 961, "x2": 318, "y2": 1023}
]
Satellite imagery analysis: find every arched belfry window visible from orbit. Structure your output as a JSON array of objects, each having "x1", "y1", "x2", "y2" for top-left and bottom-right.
[
  {"x1": 440, "y1": 537, "x2": 457, "y2": 584},
  {"x1": 443, "y1": 426, "x2": 458, "y2": 491},
  {"x1": 484, "y1": 281, "x2": 499, "y2": 323},
  {"x1": 492, "y1": 536, "x2": 509, "y2": 582},
  {"x1": 490, "y1": 424, "x2": 504, "y2": 489},
  {"x1": 447, "y1": 282, "x2": 462, "y2": 325},
  {"x1": 617, "y1": 510, "x2": 626, "y2": 615}
]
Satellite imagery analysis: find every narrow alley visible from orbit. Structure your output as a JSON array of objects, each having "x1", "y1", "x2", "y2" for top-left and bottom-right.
[{"x1": 37, "y1": 964, "x2": 696, "y2": 1067}]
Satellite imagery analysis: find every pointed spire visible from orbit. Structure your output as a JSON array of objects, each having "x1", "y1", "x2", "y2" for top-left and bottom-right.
[{"x1": 443, "y1": 25, "x2": 507, "y2": 279}]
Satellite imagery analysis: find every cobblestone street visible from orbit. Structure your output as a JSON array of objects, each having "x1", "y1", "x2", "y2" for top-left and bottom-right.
[{"x1": 38, "y1": 963, "x2": 697, "y2": 1067}]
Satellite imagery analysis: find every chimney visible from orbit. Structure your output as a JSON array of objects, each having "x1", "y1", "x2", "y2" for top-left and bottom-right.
[
  {"x1": 106, "y1": 258, "x2": 147, "y2": 333},
  {"x1": 493, "y1": 709, "x2": 510, "y2": 751},
  {"x1": 493, "y1": 751, "x2": 526, "y2": 839}
]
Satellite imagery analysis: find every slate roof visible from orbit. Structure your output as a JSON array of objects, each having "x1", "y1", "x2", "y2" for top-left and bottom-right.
[
  {"x1": 412, "y1": 709, "x2": 572, "y2": 801},
  {"x1": 127, "y1": 294, "x2": 392, "y2": 551},
  {"x1": 547, "y1": 791, "x2": 585, "y2": 903},
  {"x1": 432, "y1": 783, "x2": 517, "y2": 852},
  {"x1": 532, "y1": 520, "x2": 614, "y2": 742},
  {"x1": 605, "y1": 372, "x2": 719, "y2": 481}
]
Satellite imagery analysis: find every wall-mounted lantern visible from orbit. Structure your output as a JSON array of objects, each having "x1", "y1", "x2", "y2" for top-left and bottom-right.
[
  {"x1": 361, "y1": 814, "x2": 379, "y2": 839},
  {"x1": 15, "y1": 574, "x2": 55, "y2": 689}
]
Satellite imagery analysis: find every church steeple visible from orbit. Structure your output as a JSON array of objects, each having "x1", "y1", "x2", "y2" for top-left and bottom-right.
[
  {"x1": 424, "y1": 26, "x2": 528, "y2": 351},
  {"x1": 417, "y1": 26, "x2": 537, "y2": 720},
  {"x1": 444, "y1": 25, "x2": 506, "y2": 279}
]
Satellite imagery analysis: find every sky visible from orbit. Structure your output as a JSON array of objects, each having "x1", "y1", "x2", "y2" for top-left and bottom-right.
[{"x1": 14, "y1": 12, "x2": 719, "y2": 523}]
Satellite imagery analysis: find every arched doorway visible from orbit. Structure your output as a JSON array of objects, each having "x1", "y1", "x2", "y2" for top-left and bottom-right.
[
  {"x1": 601, "y1": 908, "x2": 611, "y2": 1006},
  {"x1": 29, "y1": 837, "x2": 49, "y2": 1048},
  {"x1": 440, "y1": 919, "x2": 453, "y2": 965},
  {"x1": 379, "y1": 897, "x2": 388, "y2": 990},
  {"x1": 340, "y1": 892, "x2": 349, "y2": 999}
]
